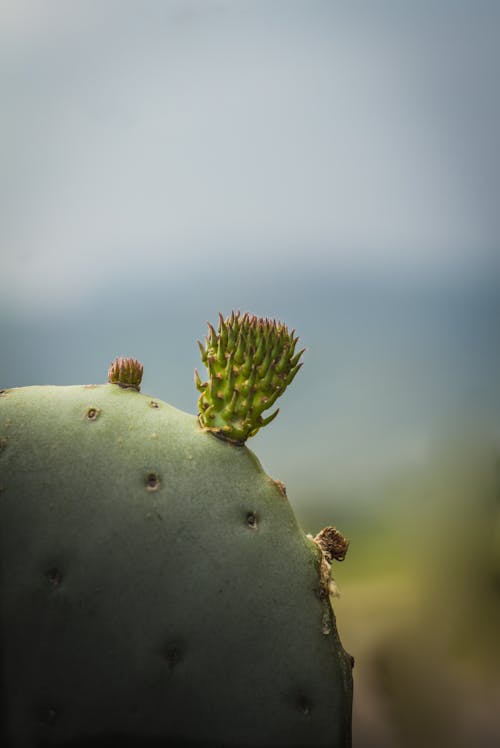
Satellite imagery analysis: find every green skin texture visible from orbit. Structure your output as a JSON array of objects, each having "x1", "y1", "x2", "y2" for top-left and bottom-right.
[{"x1": 0, "y1": 385, "x2": 353, "y2": 748}]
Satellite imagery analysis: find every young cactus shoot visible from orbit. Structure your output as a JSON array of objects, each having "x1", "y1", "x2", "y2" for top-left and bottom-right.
[{"x1": 195, "y1": 311, "x2": 305, "y2": 444}]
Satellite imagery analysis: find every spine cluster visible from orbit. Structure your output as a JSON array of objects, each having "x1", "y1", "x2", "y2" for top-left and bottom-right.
[{"x1": 195, "y1": 311, "x2": 304, "y2": 443}]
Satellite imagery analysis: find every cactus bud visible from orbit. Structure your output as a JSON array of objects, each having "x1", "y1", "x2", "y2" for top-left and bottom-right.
[{"x1": 108, "y1": 357, "x2": 144, "y2": 391}]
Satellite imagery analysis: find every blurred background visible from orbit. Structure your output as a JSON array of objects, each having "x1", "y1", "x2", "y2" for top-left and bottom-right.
[{"x1": 1, "y1": 1, "x2": 500, "y2": 745}]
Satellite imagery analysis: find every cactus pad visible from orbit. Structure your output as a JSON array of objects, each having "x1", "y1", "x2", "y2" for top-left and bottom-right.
[{"x1": 0, "y1": 351, "x2": 352, "y2": 747}]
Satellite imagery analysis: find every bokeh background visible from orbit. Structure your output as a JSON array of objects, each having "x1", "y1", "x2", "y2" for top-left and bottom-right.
[{"x1": 1, "y1": 1, "x2": 500, "y2": 745}]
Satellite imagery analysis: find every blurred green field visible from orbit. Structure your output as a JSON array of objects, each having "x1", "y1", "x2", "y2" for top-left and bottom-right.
[{"x1": 319, "y1": 429, "x2": 500, "y2": 748}]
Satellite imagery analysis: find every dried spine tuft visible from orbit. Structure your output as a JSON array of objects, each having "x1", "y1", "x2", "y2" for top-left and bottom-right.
[
  {"x1": 314, "y1": 526, "x2": 350, "y2": 564},
  {"x1": 311, "y1": 527, "x2": 349, "y2": 600}
]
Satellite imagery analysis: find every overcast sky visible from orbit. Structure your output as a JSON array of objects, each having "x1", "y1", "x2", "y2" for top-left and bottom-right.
[
  {"x1": 1, "y1": 1, "x2": 500, "y2": 506},
  {"x1": 1, "y1": 0, "x2": 499, "y2": 315}
]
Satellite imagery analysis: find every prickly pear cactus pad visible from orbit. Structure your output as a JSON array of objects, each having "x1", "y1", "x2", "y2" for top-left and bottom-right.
[{"x1": 0, "y1": 315, "x2": 353, "y2": 748}]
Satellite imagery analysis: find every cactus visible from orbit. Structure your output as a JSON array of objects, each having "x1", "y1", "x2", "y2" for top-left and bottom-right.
[{"x1": 0, "y1": 313, "x2": 353, "y2": 747}]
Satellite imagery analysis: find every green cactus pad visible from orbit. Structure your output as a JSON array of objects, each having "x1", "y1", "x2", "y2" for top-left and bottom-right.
[
  {"x1": 0, "y1": 383, "x2": 353, "y2": 747},
  {"x1": 195, "y1": 311, "x2": 305, "y2": 443}
]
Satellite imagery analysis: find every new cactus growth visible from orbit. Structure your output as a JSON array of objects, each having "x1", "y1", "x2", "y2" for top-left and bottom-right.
[
  {"x1": 0, "y1": 313, "x2": 353, "y2": 748},
  {"x1": 195, "y1": 311, "x2": 304, "y2": 443}
]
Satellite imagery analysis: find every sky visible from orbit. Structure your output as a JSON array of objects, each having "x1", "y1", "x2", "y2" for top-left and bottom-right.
[
  {"x1": 1, "y1": 0, "x2": 499, "y2": 314},
  {"x1": 1, "y1": 0, "x2": 499, "y2": 510}
]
